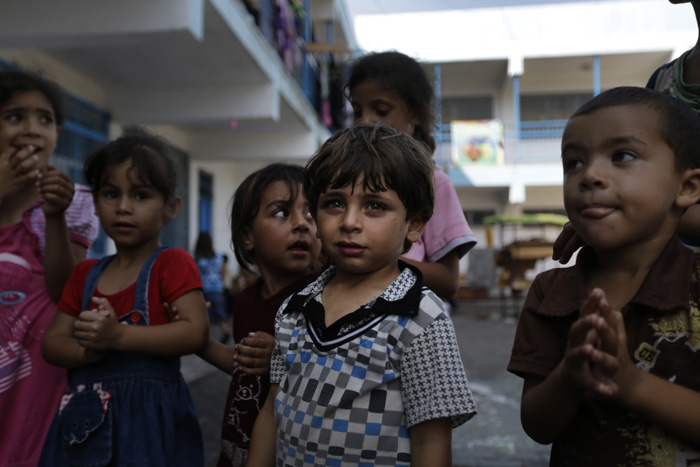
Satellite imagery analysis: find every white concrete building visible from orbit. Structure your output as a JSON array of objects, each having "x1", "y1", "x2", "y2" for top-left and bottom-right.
[
  {"x1": 352, "y1": 0, "x2": 696, "y2": 250},
  {"x1": 348, "y1": 0, "x2": 696, "y2": 294},
  {"x1": 0, "y1": 0, "x2": 355, "y2": 262},
  {"x1": 2, "y1": 0, "x2": 696, "y2": 288}
]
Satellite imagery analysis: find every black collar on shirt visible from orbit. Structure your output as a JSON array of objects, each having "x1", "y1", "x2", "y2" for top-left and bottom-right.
[
  {"x1": 534, "y1": 235, "x2": 694, "y2": 317},
  {"x1": 284, "y1": 260, "x2": 425, "y2": 350}
]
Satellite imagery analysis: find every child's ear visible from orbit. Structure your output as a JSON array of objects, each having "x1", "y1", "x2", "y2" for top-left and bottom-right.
[
  {"x1": 675, "y1": 168, "x2": 700, "y2": 209},
  {"x1": 164, "y1": 196, "x2": 182, "y2": 221},
  {"x1": 410, "y1": 112, "x2": 421, "y2": 127},
  {"x1": 406, "y1": 216, "x2": 427, "y2": 244},
  {"x1": 241, "y1": 228, "x2": 255, "y2": 251}
]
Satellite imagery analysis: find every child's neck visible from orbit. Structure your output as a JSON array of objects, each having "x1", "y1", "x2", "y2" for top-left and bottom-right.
[
  {"x1": 258, "y1": 272, "x2": 306, "y2": 301},
  {"x1": 586, "y1": 237, "x2": 669, "y2": 311},
  {"x1": 321, "y1": 263, "x2": 401, "y2": 327},
  {"x1": 97, "y1": 241, "x2": 161, "y2": 295},
  {"x1": 0, "y1": 185, "x2": 41, "y2": 226}
]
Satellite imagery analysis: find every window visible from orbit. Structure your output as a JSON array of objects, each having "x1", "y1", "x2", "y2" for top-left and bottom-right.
[
  {"x1": 520, "y1": 93, "x2": 592, "y2": 121},
  {"x1": 464, "y1": 209, "x2": 496, "y2": 227},
  {"x1": 441, "y1": 96, "x2": 493, "y2": 123}
]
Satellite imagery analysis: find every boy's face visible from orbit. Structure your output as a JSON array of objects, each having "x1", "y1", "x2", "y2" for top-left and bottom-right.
[
  {"x1": 562, "y1": 104, "x2": 689, "y2": 252},
  {"x1": 316, "y1": 177, "x2": 424, "y2": 279}
]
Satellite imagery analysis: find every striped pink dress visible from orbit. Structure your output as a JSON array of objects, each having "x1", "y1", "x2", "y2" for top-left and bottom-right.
[{"x1": 0, "y1": 185, "x2": 98, "y2": 467}]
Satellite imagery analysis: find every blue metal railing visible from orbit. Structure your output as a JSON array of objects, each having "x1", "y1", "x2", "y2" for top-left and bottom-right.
[
  {"x1": 439, "y1": 119, "x2": 567, "y2": 143},
  {"x1": 517, "y1": 119, "x2": 568, "y2": 139},
  {"x1": 246, "y1": 0, "x2": 325, "y2": 130}
]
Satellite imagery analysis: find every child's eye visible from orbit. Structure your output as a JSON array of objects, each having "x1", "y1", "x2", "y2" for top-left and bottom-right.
[
  {"x1": 40, "y1": 114, "x2": 55, "y2": 125},
  {"x1": 374, "y1": 108, "x2": 390, "y2": 118},
  {"x1": 322, "y1": 199, "x2": 343, "y2": 210},
  {"x1": 273, "y1": 209, "x2": 289, "y2": 218},
  {"x1": 612, "y1": 151, "x2": 636, "y2": 163},
  {"x1": 367, "y1": 202, "x2": 386, "y2": 211},
  {"x1": 135, "y1": 192, "x2": 150, "y2": 200},
  {"x1": 103, "y1": 190, "x2": 118, "y2": 199},
  {"x1": 562, "y1": 157, "x2": 583, "y2": 172},
  {"x1": 4, "y1": 113, "x2": 21, "y2": 123}
]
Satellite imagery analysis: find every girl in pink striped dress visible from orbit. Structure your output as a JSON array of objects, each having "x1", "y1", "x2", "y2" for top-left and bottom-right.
[{"x1": 0, "y1": 69, "x2": 98, "y2": 467}]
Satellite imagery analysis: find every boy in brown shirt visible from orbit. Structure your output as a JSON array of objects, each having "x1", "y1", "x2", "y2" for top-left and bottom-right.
[{"x1": 509, "y1": 87, "x2": 700, "y2": 466}]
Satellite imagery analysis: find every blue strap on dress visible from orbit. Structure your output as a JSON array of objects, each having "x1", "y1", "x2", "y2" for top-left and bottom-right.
[{"x1": 39, "y1": 247, "x2": 204, "y2": 467}]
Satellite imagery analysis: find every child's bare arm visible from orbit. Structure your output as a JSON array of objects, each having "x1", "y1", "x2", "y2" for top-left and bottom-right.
[
  {"x1": 591, "y1": 309, "x2": 700, "y2": 447},
  {"x1": 520, "y1": 289, "x2": 611, "y2": 444},
  {"x1": 409, "y1": 417, "x2": 452, "y2": 467},
  {"x1": 197, "y1": 339, "x2": 236, "y2": 374},
  {"x1": 42, "y1": 309, "x2": 105, "y2": 368},
  {"x1": 40, "y1": 165, "x2": 86, "y2": 301},
  {"x1": 400, "y1": 249, "x2": 460, "y2": 298},
  {"x1": 167, "y1": 300, "x2": 235, "y2": 373},
  {"x1": 246, "y1": 383, "x2": 279, "y2": 467},
  {"x1": 76, "y1": 291, "x2": 209, "y2": 356},
  {"x1": 520, "y1": 369, "x2": 584, "y2": 444},
  {"x1": 235, "y1": 331, "x2": 274, "y2": 376}
]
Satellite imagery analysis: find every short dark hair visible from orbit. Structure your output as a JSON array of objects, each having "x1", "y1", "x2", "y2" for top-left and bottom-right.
[
  {"x1": 304, "y1": 124, "x2": 434, "y2": 253},
  {"x1": 84, "y1": 129, "x2": 177, "y2": 200},
  {"x1": 346, "y1": 51, "x2": 437, "y2": 154},
  {"x1": 194, "y1": 232, "x2": 215, "y2": 259},
  {"x1": 0, "y1": 69, "x2": 66, "y2": 126},
  {"x1": 570, "y1": 86, "x2": 700, "y2": 171},
  {"x1": 230, "y1": 163, "x2": 304, "y2": 273}
]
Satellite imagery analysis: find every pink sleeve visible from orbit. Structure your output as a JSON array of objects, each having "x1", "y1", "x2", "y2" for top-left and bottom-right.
[
  {"x1": 404, "y1": 166, "x2": 476, "y2": 263},
  {"x1": 65, "y1": 185, "x2": 99, "y2": 250},
  {"x1": 27, "y1": 185, "x2": 99, "y2": 256}
]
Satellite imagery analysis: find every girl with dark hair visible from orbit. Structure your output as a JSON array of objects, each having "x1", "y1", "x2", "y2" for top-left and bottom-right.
[
  {"x1": 40, "y1": 131, "x2": 208, "y2": 466},
  {"x1": 197, "y1": 162, "x2": 321, "y2": 466},
  {"x1": 346, "y1": 51, "x2": 477, "y2": 299},
  {"x1": 194, "y1": 231, "x2": 231, "y2": 343},
  {"x1": 0, "y1": 69, "x2": 98, "y2": 466}
]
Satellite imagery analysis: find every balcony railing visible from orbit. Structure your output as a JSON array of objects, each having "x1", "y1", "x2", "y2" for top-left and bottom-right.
[
  {"x1": 439, "y1": 119, "x2": 568, "y2": 144},
  {"x1": 436, "y1": 119, "x2": 568, "y2": 166},
  {"x1": 243, "y1": 0, "x2": 326, "y2": 129}
]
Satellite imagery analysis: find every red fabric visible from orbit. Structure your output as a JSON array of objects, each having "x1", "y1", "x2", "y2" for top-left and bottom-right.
[
  {"x1": 218, "y1": 275, "x2": 314, "y2": 466},
  {"x1": 59, "y1": 248, "x2": 202, "y2": 325}
]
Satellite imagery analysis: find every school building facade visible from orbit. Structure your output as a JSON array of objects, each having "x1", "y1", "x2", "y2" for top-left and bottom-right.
[
  {"x1": 350, "y1": 0, "x2": 696, "y2": 293},
  {"x1": 1, "y1": 0, "x2": 695, "y2": 289},
  {"x1": 0, "y1": 0, "x2": 355, "y2": 261}
]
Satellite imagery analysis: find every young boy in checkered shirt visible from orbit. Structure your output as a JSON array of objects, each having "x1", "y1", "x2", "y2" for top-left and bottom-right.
[{"x1": 247, "y1": 123, "x2": 477, "y2": 467}]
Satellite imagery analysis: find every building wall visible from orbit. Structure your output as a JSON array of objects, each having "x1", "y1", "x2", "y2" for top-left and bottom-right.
[{"x1": 0, "y1": 48, "x2": 108, "y2": 108}]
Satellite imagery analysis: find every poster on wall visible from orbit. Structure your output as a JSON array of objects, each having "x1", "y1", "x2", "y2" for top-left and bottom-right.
[{"x1": 451, "y1": 120, "x2": 505, "y2": 166}]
